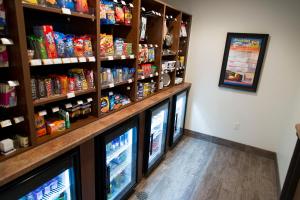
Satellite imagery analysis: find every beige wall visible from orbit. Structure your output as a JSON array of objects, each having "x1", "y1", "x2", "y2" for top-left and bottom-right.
[{"x1": 169, "y1": 0, "x2": 300, "y2": 187}]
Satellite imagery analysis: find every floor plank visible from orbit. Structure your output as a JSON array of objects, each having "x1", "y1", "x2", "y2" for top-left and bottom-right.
[{"x1": 130, "y1": 136, "x2": 278, "y2": 200}]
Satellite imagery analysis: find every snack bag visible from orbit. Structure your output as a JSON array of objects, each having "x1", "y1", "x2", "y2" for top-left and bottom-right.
[
  {"x1": 59, "y1": 75, "x2": 68, "y2": 94},
  {"x1": 114, "y1": 38, "x2": 124, "y2": 56},
  {"x1": 73, "y1": 37, "x2": 84, "y2": 57},
  {"x1": 23, "y1": 0, "x2": 38, "y2": 4},
  {"x1": 101, "y1": 0, "x2": 115, "y2": 24},
  {"x1": 33, "y1": 26, "x2": 58, "y2": 58},
  {"x1": 100, "y1": 0, "x2": 106, "y2": 20},
  {"x1": 44, "y1": 78, "x2": 53, "y2": 97},
  {"x1": 35, "y1": 114, "x2": 47, "y2": 137},
  {"x1": 64, "y1": 34, "x2": 75, "y2": 57},
  {"x1": 58, "y1": 0, "x2": 75, "y2": 10},
  {"x1": 31, "y1": 78, "x2": 38, "y2": 100},
  {"x1": 84, "y1": 70, "x2": 94, "y2": 89},
  {"x1": 68, "y1": 76, "x2": 75, "y2": 92},
  {"x1": 76, "y1": 0, "x2": 89, "y2": 13},
  {"x1": 46, "y1": 119, "x2": 65, "y2": 134},
  {"x1": 100, "y1": 96, "x2": 109, "y2": 113},
  {"x1": 124, "y1": 6, "x2": 132, "y2": 25},
  {"x1": 46, "y1": 0, "x2": 58, "y2": 7},
  {"x1": 109, "y1": 94, "x2": 115, "y2": 111},
  {"x1": 113, "y1": 94, "x2": 122, "y2": 110},
  {"x1": 54, "y1": 32, "x2": 65, "y2": 58},
  {"x1": 37, "y1": 78, "x2": 47, "y2": 98},
  {"x1": 115, "y1": 4, "x2": 124, "y2": 24},
  {"x1": 148, "y1": 47, "x2": 155, "y2": 62},
  {"x1": 82, "y1": 35, "x2": 93, "y2": 57}
]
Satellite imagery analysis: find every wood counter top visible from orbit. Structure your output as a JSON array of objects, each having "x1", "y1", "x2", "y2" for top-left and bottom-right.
[
  {"x1": 0, "y1": 83, "x2": 191, "y2": 187},
  {"x1": 295, "y1": 124, "x2": 300, "y2": 139}
]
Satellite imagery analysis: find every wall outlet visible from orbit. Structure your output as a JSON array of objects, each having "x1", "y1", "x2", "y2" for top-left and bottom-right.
[{"x1": 234, "y1": 123, "x2": 240, "y2": 131}]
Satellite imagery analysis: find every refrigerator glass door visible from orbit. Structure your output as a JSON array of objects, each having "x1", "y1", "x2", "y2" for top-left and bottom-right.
[
  {"x1": 106, "y1": 128, "x2": 137, "y2": 200},
  {"x1": 18, "y1": 168, "x2": 76, "y2": 200},
  {"x1": 148, "y1": 103, "x2": 169, "y2": 168},
  {"x1": 173, "y1": 91, "x2": 187, "y2": 141}
]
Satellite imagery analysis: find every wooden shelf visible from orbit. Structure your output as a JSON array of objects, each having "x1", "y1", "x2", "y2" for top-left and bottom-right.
[
  {"x1": 29, "y1": 57, "x2": 96, "y2": 67},
  {"x1": 36, "y1": 115, "x2": 98, "y2": 144},
  {"x1": 0, "y1": 146, "x2": 32, "y2": 162},
  {"x1": 101, "y1": 79, "x2": 134, "y2": 90},
  {"x1": 100, "y1": 55, "x2": 135, "y2": 61},
  {"x1": 22, "y1": 3, "x2": 95, "y2": 20},
  {"x1": 33, "y1": 88, "x2": 96, "y2": 106}
]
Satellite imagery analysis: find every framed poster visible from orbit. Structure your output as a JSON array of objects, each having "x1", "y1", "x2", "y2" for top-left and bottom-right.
[{"x1": 218, "y1": 33, "x2": 269, "y2": 92}]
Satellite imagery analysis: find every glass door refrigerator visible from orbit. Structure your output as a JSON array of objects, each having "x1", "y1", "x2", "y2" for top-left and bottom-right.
[
  {"x1": 143, "y1": 100, "x2": 170, "y2": 175},
  {"x1": 0, "y1": 149, "x2": 81, "y2": 200},
  {"x1": 169, "y1": 90, "x2": 188, "y2": 148},
  {"x1": 95, "y1": 117, "x2": 138, "y2": 200}
]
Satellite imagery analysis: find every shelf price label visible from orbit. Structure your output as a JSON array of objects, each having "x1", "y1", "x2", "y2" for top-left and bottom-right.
[
  {"x1": 109, "y1": 92, "x2": 113, "y2": 96},
  {"x1": 109, "y1": 83, "x2": 115, "y2": 88},
  {"x1": 1, "y1": 38, "x2": 13, "y2": 45},
  {"x1": 108, "y1": 56, "x2": 114, "y2": 60},
  {"x1": 38, "y1": 110, "x2": 47, "y2": 117},
  {"x1": 121, "y1": 0, "x2": 126, "y2": 5},
  {"x1": 65, "y1": 103, "x2": 72, "y2": 109},
  {"x1": 70, "y1": 57, "x2": 78, "y2": 63},
  {"x1": 127, "y1": 86, "x2": 131, "y2": 90},
  {"x1": 53, "y1": 58, "x2": 62, "y2": 64},
  {"x1": 8, "y1": 80, "x2": 19, "y2": 87},
  {"x1": 13, "y1": 116, "x2": 24, "y2": 124},
  {"x1": 141, "y1": 76, "x2": 145, "y2": 80},
  {"x1": 113, "y1": 0, "x2": 118, "y2": 3},
  {"x1": 62, "y1": 58, "x2": 71, "y2": 64},
  {"x1": 30, "y1": 59, "x2": 42, "y2": 66},
  {"x1": 87, "y1": 98, "x2": 93, "y2": 103},
  {"x1": 67, "y1": 92, "x2": 75, "y2": 99},
  {"x1": 129, "y1": 55, "x2": 134, "y2": 59},
  {"x1": 121, "y1": 55, "x2": 126, "y2": 60},
  {"x1": 77, "y1": 100, "x2": 83, "y2": 105},
  {"x1": 150, "y1": 74, "x2": 153, "y2": 77},
  {"x1": 155, "y1": 72, "x2": 159, "y2": 76},
  {"x1": 62, "y1": 8, "x2": 71, "y2": 15},
  {"x1": 52, "y1": 107, "x2": 60, "y2": 113},
  {"x1": 161, "y1": 71, "x2": 164, "y2": 75},
  {"x1": 129, "y1": 3, "x2": 134, "y2": 8},
  {"x1": 78, "y1": 57, "x2": 87, "y2": 63},
  {"x1": 141, "y1": 7, "x2": 146, "y2": 11},
  {"x1": 154, "y1": 44, "x2": 158, "y2": 48},
  {"x1": 42, "y1": 59, "x2": 53, "y2": 65},
  {"x1": 128, "y1": 79, "x2": 132, "y2": 83},
  {"x1": 1, "y1": 120, "x2": 12, "y2": 128},
  {"x1": 88, "y1": 56, "x2": 96, "y2": 62}
]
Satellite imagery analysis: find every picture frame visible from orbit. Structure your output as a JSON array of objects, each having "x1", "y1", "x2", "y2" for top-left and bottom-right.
[{"x1": 218, "y1": 33, "x2": 269, "y2": 92}]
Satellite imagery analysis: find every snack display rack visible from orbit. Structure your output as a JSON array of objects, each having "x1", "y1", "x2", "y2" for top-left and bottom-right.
[{"x1": 0, "y1": 0, "x2": 191, "y2": 160}]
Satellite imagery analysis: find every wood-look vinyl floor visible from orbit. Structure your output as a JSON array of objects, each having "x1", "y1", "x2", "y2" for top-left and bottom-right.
[{"x1": 130, "y1": 136, "x2": 278, "y2": 200}]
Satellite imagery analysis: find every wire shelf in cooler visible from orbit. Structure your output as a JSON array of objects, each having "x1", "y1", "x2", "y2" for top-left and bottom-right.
[
  {"x1": 110, "y1": 160, "x2": 130, "y2": 181},
  {"x1": 107, "y1": 143, "x2": 130, "y2": 164}
]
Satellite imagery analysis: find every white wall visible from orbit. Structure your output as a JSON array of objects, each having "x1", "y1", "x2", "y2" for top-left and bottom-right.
[{"x1": 169, "y1": 0, "x2": 300, "y2": 186}]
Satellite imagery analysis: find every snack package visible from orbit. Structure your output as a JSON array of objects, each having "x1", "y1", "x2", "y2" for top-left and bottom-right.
[
  {"x1": 64, "y1": 34, "x2": 75, "y2": 57},
  {"x1": 0, "y1": 0, "x2": 7, "y2": 35},
  {"x1": 100, "y1": 34, "x2": 114, "y2": 56},
  {"x1": 123, "y1": 6, "x2": 132, "y2": 25},
  {"x1": 82, "y1": 35, "x2": 93, "y2": 57},
  {"x1": 0, "y1": 45, "x2": 8, "y2": 67},
  {"x1": 68, "y1": 76, "x2": 75, "y2": 92},
  {"x1": 148, "y1": 47, "x2": 155, "y2": 62},
  {"x1": 33, "y1": 26, "x2": 58, "y2": 58},
  {"x1": 35, "y1": 114, "x2": 47, "y2": 137},
  {"x1": 23, "y1": 0, "x2": 38, "y2": 4},
  {"x1": 51, "y1": 75, "x2": 62, "y2": 95},
  {"x1": 28, "y1": 36, "x2": 48, "y2": 59},
  {"x1": 73, "y1": 37, "x2": 84, "y2": 57},
  {"x1": 37, "y1": 78, "x2": 47, "y2": 98},
  {"x1": 54, "y1": 32, "x2": 65, "y2": 58},
  {"x1": 100, "y1": 1, "x2": 106, "y2": 20},
  {"x1": 76, "y1": 0, "x2": 89, "y2": 13},
  {"x1": 115, "y1": 4, "x2": 124, "y2": 24},
  {"x1": 140, "y1": 16, "x2": 147, "y2": 41},
  {"x1": 46, "y1": 0, "x2": 58, "y2": 7},
  {"x1": 84, "y1": 70, "x2": 94, "y2": 89},
  {"x1": 114, "y1": 38, "x2": 124, "y2": 56},
  {"x1": 100, "y1": 96, "x2": 109, "y2": 113},
  {"x1": 100, "y1": 0, "x2": 115, "y2": 24},
  {"x1": 126, "y1": 43, "x2": 132, "y2": 55},
  {"x1": 59, "y1": 75, "x2": 68, "y2": 94},
  {"x1": 57, "y1": 0, "x2": 75, "y2": 10},
  {"x1": 113, "y1": 94, "x2": 122, "y2": 110},
  {"x1": 44, "y1": 78, "x2": 53, "y2": 97},
  {"x1": 69, "y1": 68, "x2": 88, "y2": 90},
  {"x1": 31, "y1": 78, "x2": 38, "y2": 100},
  {"x1": 108, "y1": 93, "x2": 115, "y2": 111},
  {"x1": 46, "y1": 119, "x2": 65, "y2": 135}
]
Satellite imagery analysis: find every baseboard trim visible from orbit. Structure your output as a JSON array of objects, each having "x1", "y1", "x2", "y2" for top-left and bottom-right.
[{"x1": 184, "y1": 129, "x2": 276, "y2": 160}]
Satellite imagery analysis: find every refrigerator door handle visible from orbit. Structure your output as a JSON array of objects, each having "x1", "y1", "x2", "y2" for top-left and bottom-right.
[
  {"x1": 106, "y1": 165, "x2": 111, "y2": 193},
  {"x1": 149, "y1": 134, "x2": 154, "y2": 155},
  {"x1": 174, "y1": 113, "x2": 178, "y2": 132}
]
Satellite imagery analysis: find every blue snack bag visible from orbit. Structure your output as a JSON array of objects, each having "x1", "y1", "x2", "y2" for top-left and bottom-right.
[
  {"x1": 58, "y1": 0, "x2": 75, "y2": 10},
  {"x1": 54, "y1": 32, "x2": 65, "y2": 58},
  {"x1": 64, "y1": 34, "x2": 75, "y2": 57}
]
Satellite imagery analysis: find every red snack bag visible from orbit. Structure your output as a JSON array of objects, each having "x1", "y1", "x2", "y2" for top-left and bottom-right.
[
  {"x1": 73, "y1": 37, "x2": 84, "y2": 57},
  {"x1": 76, "y1": 0, "x2": 89, "y2": 13},
  {"x1": 68, "y1": 77, "x2": 75, "y2": 92},
  {"x1": 33, "y1": 25, "x2": 58, "y2": 58}
]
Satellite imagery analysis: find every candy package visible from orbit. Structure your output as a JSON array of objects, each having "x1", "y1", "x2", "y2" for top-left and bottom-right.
[
  {"x1": 57, "y1": 0, "x2": 75, "y2": 10},
  {"x1": 82, "y1": 35, "x2": 93, "y2": 57},
  {"x1": 115, "y1": 4, "x2": 124, "y2": 24},
  {"x1": 84, "y1": 70, "x2": 94, "y2": 89},
  {"x1": 46, "y1": 119, "x2": 65, "y2": 135},
  {"x1": 59, "y1": 75, "x2": 68, "y2": 94},
  {"x1": 123, "y1": 6, "x2": 132, "y2": 25},
  {"x1": 73, "y1": 37, "x2": 84, "y2": 57},
  {"x1": 35, "y1": 114, "x2": 47, "y2": 137},
  {"x1": 33, "y1": 26, "x2": 58, "y2": 58},
  {"x1": 68, "y1": 76, "x2": 75, "y2": 92},
  {"x1": 23, "y1": 0, "x2": 38, "y2": 4},
  {"x1": 37, "y1": 78, "x2": 47, "y2": 98},
  {"x1": 76, "y1": 0, "x2": 89, "y2": 13},
  {"x1": 46, "y1": 0, "x2": 58, "y2": 7},
  {"x1": 44, "y1": 78, "x2": 53, "y2": 97},
  {"x1": 54, "y1": 32, "x2": 65, "y2": 58},
  {"x1": 109, "y1": 93, "x2": 115, "y2": 111},
  {"x1": 64, "y1": 34, "x2": 75, "y2": 57},
  {"x1": 31, "y1": 78, "x2": 38, "y2": 100},
  {"x1": 100, "y1": 96, "x2": 109, "y2": 113},
  {"x1": 148, "y1": 47, "x2": 155, "y2": 62}
]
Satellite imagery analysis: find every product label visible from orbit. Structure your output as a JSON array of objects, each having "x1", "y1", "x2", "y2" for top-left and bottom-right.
[
  {"x1": 109, "y1": 83, "x2": 115, "y2": 88},
  {"x1": 0, "y1": 120, "x2": 12, "y2": 128},
  {"x1": 70, "y1": 57, "x2": 78, "y2": 63},
  {"x1": 52, "y1": 107, "x2": 59, "y2": 113},
  {"x1": 13, "y1": 116, "x2": 24, "y2": 124},
  {"x1": 141, "y1": 7, "x2": 146, "y2": 11},
  {"x1": 30, "y1": 59, "x2": 42, "y2": 66},
  {"x1": 8, "y1": 80, "x2": 19, "y2": 87},
  {"x1": 155, "y1": 72, "x2": 159, "y2": 76},
  {"x1": 38, "y1": 110, "x2": 47, "y2": 117},
  {"x1": 1, "y1": 38, "x2": 13, "y2": 45},
  {"x1": 65, "y1": 103, "x2": 72, "y2": 109},
  {"x1": 42, "y1": 59, "x2": 53, "y2": 65},
  {"x1": 62, "y1": 8, "x2": 71, "y2": 15},
  {"x1": 87, "y1": 98, "x2": 93, "y2": 103},
  {"x1": 78, "y1": 57, "x2": 87, "y2": 62},
  {"x1": 121, "y1": 0, "x2": 126, "y2": 5},
  {"x1": 88, "y1": 56, "x2": 96, "y2": 62},
  {"x1": 150, "y1": 74, "x2": 153, "y2": 77},
  {"x1": 121, "y1": 55, "x2": 126, "y2": 60},
  {"x1": 62, "y1": 58, "x2": 71, "y2": 64},
  {"x1": 67, "y1": 92, "x2": 75, "y2": 99},
  {"x1": 108, "y1": 56, "x2": 114, "y2": 60},
  {"x1": 53, "y1": 58, "x2": 62, "y2": 64},
  {"x1": 129, "y1": 3, "x2": 134, "y2": 8},
  {"x1": 128, "y1": 79, "x2": 132, "y2": 83},
  {"x1": 129, "y1": 55, "x2": 135, "y2": 59},
  {"x1": 77, "y1": 100, "x2": 83, "y2": 105},
  {"x1": 141, "y1": 76, "x2": 145, "y2": 80}
]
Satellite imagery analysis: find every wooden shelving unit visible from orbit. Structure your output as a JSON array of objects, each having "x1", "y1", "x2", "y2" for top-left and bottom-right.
[{"x1": 0, "y1": 0, "x2": 191, "y2": 160}]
